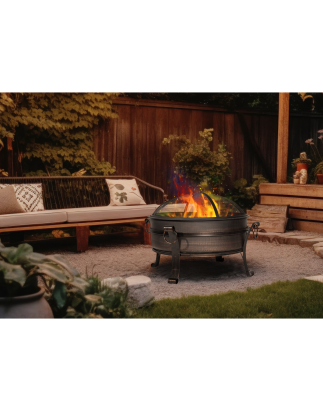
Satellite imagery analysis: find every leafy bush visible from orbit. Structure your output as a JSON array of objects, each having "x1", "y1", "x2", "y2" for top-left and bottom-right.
[
  {"x1": 162, "y1": 128, "x2": 232, "y2": 194},
  {"x1": 226, "y1": 175, "x2": 268, "y2": 211},
  {"x1": 0, "y1": 241, "x2": 131, "y2": 318},
  {"x1": 0, "y1": 93, "x2": 118, "y2": 176},
  {"x1": 0, "y1": 241, "x2": 87, "y2": 298}
]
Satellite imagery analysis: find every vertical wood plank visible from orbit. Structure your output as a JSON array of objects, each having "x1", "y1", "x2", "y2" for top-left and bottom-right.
[
  {"x1": 224, "y1": 113, "x2": 235, "y2": 180},
  {"x1": 243, "y1": 114, "x2": 253, "y2": 183},
  {"x1": 7, "y1": 137, "x2": 14, "y2": 177},
  {"x1": 277, "y1": 93, "x2": 290, "y2": 183},
  {"x1": 156, "y1": 107, "x2": 169, "y2": 196},
  {"x1": 233, "y1": 113, "x2": 244, "y2": 182}
]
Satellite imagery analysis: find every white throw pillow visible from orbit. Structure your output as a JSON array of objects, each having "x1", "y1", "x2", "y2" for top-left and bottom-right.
[
  {"x1": 106, "y1": 179, "x2": 146, "y2": 206},
  {"x1": 0, "y1": 183, "x2": 45, "y2": 212}
]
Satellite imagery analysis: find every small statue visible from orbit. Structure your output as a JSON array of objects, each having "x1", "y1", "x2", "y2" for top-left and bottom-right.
[
  {"x1": 293, "y1": 171, "x2": 300, "y2": 184},
  {"x1": 300, "y1": 169, "x2": 307, "y2": 185}
]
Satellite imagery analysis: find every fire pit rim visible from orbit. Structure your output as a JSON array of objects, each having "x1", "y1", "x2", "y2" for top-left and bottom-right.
[
  {"x1": 152, "y1": 191, "x2": 246, "y2": 218},
  {"x1": 147, "y1": 214, "x2": 249, "y2": 222}
]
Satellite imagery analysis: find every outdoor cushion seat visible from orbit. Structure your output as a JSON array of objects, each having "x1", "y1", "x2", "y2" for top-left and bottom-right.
[
  {"x1": 65, "y1": 204, "x2": 159, "y2": 223},
  {"x1": 0, "y1": 209, "x2": 68, "y2": 228}
]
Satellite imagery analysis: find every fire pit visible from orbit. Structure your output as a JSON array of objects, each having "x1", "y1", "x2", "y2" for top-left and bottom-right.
[{"x1": 145, "y1": 192, "x2": 259, "y2": 284}]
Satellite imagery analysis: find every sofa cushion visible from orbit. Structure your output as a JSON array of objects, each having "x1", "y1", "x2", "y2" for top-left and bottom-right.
[
  {"x1": 0, "y1": 186, "x2": 26, "y2": 215},
  {"x1": 106, "y1": 179, "x2": 146, "y2": 206},
  {"x1": 0, "y1": 183, "x2": 45, "y2": 212},
  {"x1": 0, "y1": 210, "x2": 67, "y2": 229},
  {"x1": 65, "y1": 204, "x2": 159, "y2": 223}
]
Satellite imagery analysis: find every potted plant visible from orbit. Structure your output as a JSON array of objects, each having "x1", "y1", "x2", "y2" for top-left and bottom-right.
[
  {"x1": 305, "y1": 132, "x2": 323, "y2": 183},
  {"x1": 291, "y1": 154, "x2": 312, "y2": 172},
  {"x1": 314, "y1": 162, "x2": 323, "y2": 184},
  {"x1": 0, "y1": 241, "x2": 88, "y2": 318}
]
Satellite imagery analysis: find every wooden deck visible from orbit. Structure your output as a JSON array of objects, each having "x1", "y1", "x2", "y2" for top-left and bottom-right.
[{"x1": 259, "y1": 183, "x2": 323, "y2": 233}]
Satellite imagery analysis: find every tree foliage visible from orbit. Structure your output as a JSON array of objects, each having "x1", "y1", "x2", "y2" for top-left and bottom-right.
[{"x1": 0, "y1": 93, "x2": 119, "y2": 175}]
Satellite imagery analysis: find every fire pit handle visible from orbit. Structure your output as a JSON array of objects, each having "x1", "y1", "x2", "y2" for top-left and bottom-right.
[
  {"x1": 144, "y1": 218, "x2": 150, "y2": 233},
  {"x1": 250, "y1": 222, "x2": 260, "y2": 239},
  {"x1": 163, "y1": 226, "x2": 178, "y2": 244}
]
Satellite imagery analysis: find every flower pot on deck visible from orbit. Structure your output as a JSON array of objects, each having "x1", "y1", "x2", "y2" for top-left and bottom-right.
[
  {"x1": 297, "y1": 163, "x2": 309, "y2": 172},
  {"x1": 317, "y1": 174, "x2": 323, "y2": 184},
  {"x1": 0, "y1": 287, "x2": 53, "y2": 318}
]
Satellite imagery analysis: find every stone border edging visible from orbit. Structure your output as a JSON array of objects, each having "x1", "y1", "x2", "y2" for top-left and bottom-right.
[{"x1": 248, "y1": 232, "x2": 323, "y2": 258}]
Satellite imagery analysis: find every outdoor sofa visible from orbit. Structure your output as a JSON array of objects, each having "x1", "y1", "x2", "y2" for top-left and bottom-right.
[{"x1": 0, "y1": 176, "x2": 166, "y2": 252}]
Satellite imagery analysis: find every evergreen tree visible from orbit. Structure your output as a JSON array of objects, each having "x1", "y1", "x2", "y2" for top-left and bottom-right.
[{"x1": 0, "y1": 93, "x2": 118, "y2": 175}]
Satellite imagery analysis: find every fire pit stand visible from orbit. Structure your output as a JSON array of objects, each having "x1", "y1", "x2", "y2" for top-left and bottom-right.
[{"x1": 146, "y1": 221, "x2": 259, "y2": 284}]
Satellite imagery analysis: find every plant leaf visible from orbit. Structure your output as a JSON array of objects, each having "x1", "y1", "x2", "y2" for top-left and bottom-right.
[
  {"x1": 0, "y1": 260, "x2": 27, "y2": 286},
  {"x1": 52, "y1": 281, "x2": 67, "y2": 310},
  {"x1": 70, "y1": 275, "x2": 89, "y2": 291},
  {"x1": 0, "y1": 243, "x2": 34, "y2": 265},
  {"x1": 114, "y1": 184, "x2": 125, "y2": 190}
]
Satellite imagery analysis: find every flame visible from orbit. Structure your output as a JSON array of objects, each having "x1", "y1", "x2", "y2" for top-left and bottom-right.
[
  {"x1": 157, "y1": 175, "x2": 216, "y2": 218},
  {"x1": 155, "y1": 174, "x2": 238, "y2": 218}
]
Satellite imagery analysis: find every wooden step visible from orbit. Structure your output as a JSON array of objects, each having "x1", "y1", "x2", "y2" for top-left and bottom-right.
[
  {"x1": 251, "y1": 204, "x2": 289, "y2": 216},
  {"x1": 293, "y1": 220, "x2": 323, "y2": 234},
  {"x1": 260, "y1": 195, "x2": 323, "y2": 210},
  {"x1": 259, "y1": 183, "x2": 323, "y2": 198},
  {"x1": 289, "y1": 208, "x2": 323, "y2": 222}
]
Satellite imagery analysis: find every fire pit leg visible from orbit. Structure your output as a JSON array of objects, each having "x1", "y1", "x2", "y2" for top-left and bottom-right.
[
  {"x1": 242, "y1": 222, "x2": 259, "y2": 277},
  {"x1": 164, "y1": 226, "x2": 180, "y2": 284},
  {"x1": 151, "y1": 253, "x2": 160, "y2": 267},
  {"x1": 242, "y1": 250, "x2": 254, "y2": 277}
]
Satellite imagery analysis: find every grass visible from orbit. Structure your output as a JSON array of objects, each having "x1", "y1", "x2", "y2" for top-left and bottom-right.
[{"x1": 135, "y1": 279, "x2": 323, "y2": 318}]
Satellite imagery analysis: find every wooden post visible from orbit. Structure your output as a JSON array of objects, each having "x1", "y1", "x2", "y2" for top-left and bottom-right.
[
  {"x1": 76, "y1": 226, "x2": 90, "y2": 252},
  {"x1": 277, "y1": 93, "x2": 290, "y2": 183},
  {"x1": 140, "y1": 221, "x2": 151, "y2": 245}
]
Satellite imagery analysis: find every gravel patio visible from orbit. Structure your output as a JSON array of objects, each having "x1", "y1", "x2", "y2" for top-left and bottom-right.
[{"x1": 42, "y1": 231, "x2": 323, "y2": 301}]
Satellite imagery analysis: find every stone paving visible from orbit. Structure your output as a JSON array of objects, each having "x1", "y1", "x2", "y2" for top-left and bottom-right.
[{"x1": 249, "y1": 230, "x2": 323, "y2": 258}]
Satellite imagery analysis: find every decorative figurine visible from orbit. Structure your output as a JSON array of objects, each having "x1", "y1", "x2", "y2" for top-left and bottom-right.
[
  {"x1": 300, "y1": 168, "x2": 307, "y2": 185},
  {"x1": 293, "y1": 171, "x2": 301, "y2": 184}
]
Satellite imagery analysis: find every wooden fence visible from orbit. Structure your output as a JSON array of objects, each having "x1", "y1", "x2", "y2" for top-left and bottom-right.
[
  {"x1": 93, "y1": 98, "x2": 323, "y2": 197},
  {"x1": 2, "y1": 97, "x2": 323, "y2": 199}
]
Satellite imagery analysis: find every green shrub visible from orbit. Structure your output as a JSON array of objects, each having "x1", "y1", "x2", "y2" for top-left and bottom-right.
[
  {"x1": 162, "y1": 128, "x2": 232, "y2": 194},
  {"x1": 226, "y1": 174, "x2": 268, "y2": 211},
  {"x1": 0, "y1": 240, "x2": 131, "y2": 318}
]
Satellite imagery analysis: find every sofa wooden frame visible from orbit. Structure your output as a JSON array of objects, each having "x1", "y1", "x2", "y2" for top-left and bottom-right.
[{"x1": 0, "y1": 176, "x2": 167, "y2": 252}]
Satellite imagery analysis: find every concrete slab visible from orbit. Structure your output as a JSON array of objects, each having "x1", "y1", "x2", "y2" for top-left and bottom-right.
[
  {"x1": 285, "y1": 235, "x2": 319, "y2": 246},
  {"x1": 303, "y1": 275, "x2": 323, "y2": 283},
  {"x1": 314, "y1": 247, "x2": 323, "y2": 258},
  {"x1": 299, "y1": 238, "x2": 323, "y2": 248}
]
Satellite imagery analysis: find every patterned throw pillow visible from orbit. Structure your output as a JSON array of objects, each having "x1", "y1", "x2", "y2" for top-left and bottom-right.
[
  {"x1": 106, "y1": 179, "x2": 146, "y2": 206},
  {"x1": 0, "y1": 183, "x2": 45, "y2": 212}
]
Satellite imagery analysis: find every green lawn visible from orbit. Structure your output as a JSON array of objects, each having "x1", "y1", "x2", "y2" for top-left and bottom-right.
[{"x1": 135, "y1": 279, "x2": 323, "y2": 318}]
